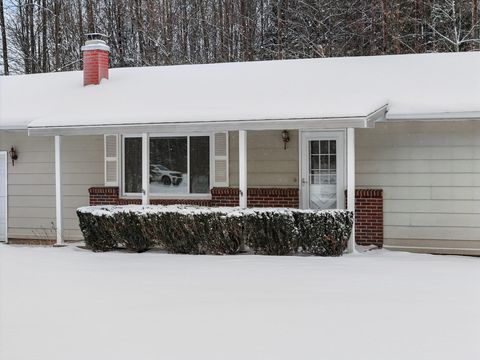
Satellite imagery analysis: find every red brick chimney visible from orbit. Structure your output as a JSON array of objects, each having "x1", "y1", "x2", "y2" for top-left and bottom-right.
[{"x1": 81, "y1": 33, "x2": 109, "y2": 86}]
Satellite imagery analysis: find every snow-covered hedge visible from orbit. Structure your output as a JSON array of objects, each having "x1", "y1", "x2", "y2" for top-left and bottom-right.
[{"x1": 77, "y1": 205, "x2": 353, "y2": 256}]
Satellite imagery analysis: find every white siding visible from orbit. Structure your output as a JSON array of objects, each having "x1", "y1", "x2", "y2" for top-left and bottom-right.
[
  {"x1": 0, "y1": 152, "x2": 6, "y2": 242},
  {"x1": 229, "y1": 130, "x2": 299, "y2": 187},
  {"x1": 0, "y1": 132, "x2": 103, "y2": 241},
  {"x1": 357, "y1": 121, "x2": 480, "y2": 254},
  {"x1": 3, "y1": 123, "x2": 479, "y2": 253}
]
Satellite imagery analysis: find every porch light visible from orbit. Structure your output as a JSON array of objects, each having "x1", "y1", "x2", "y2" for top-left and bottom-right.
[
  {"x1": 9, "y1": 146, "x2": 18, "y2": 166},
  {"x1": 282, "y1": 130, "x2": 290, "y2": 150}
]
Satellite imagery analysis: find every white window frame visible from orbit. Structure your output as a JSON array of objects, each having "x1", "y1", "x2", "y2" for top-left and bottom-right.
[
  {"x1": 121, "y1": 133, "x2": 213, "y2": 199},
  {"x1": 0, "y1": 151, "x2": 8, "y2": 243}
]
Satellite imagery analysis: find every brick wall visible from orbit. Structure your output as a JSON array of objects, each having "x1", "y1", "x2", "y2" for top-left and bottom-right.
[
  {"x1": 89, "y1": 186, "x2": 298, "y2": 207},
  {"x1": 347, "y1": 189, "x2": 384, "y2": 247},
  {"x1": 89, "y1": 186, "x2": 119, "y2": 205},
  {"x1": 119, "y1": 198, "x2": 211, "y2": 206},
  {"x1": 211, "y1": 187, "x2": 299, "y2": 207},
  {"x1": 89, "y1": 187, "x2": 210, "y2": 206},
  {"x1": 89, "y1": 186, "x2": 382, "y2": 247}
]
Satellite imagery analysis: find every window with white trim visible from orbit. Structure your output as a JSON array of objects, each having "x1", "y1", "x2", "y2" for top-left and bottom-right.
[
  {"x1": 122, "y1": 134, "x2": 212, "y2": 196},
  {"x1": 124, "y1": 137, "x2": 142, "y2": 193}
]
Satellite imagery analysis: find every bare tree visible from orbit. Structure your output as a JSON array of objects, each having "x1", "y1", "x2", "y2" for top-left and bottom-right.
[
  {"x1": 0, "y1": 0, "x2": 9, "y2": 74},
  {"x1": 1, "y1": 0, "x2": 479, "y2": 75},
  {"x1": 428, "y1": 0, "x2": 480, "y2": 52}
]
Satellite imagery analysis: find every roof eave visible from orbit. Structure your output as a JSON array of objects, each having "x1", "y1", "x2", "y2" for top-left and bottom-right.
[{"x1": 28, "y1": 111, "x2": 387, "y2": 136}]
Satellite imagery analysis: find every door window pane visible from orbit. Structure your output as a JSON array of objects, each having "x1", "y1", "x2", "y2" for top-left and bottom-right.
[
  {"x1": 150, "y1": 137, "x2": 188, "y2": 194},
  {"x1": 310, "y1": 155, "x2": 319, "y2": 171},
  {"x1": 190, "y1": 136, "x2": 210, "y2": 193},
  {"x1": 320, "y1": 140, "x2": 329, "y2": 153},
  {"x1": 320, "y1": 155, "x2": 329, "y2": 169},
  {"x1": 309, "y1": 139, "x2": 337, "y2": 209},
  {"x1": 329, "y1": 140, "x2": 336, "y2": 154},
  {"x1": 124, "y1": 138, "x2": 142, "y2": 193},
  {"x1": 330, "y1": 155, "x2": 336, "y2": 170}
]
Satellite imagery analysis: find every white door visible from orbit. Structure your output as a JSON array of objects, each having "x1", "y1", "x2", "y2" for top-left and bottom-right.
[
  {"x1": 301, "y1": 131, "x2": 345, "y2": 210},
  {"x1": 0, "y1": 152, "x2": 7, "y2": 242}
]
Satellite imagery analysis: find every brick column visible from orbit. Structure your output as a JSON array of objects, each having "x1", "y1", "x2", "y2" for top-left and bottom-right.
[{"x1": 348, "y1": 189, "x2": 384, "y2": 247}]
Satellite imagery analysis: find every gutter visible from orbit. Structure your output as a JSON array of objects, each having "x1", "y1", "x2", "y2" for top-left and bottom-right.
[
  {"x1": 382, "y1": 111, "x2": 480, "y2": 122},
  {"x1": 0, "y1": 127, "x2": 28, "y2": 131}
]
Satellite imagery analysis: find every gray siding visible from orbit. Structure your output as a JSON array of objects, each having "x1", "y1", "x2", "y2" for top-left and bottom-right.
[
  {"x1": 229, "y1": 130, "x2": 299, "y2": 187},
  {"x1": 0, "y1": 132, "x2": 103, "y2": 241},
  {"x1": 356, "y1": 121, "x2": 480, "y2": 254}
]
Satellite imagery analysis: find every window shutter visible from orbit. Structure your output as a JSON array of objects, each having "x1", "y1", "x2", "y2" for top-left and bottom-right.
[
  {"x1": 213, "y1": 132, "x2": 229, "y2": 187},
  {"x1": 104, "y1": 134, "x2": 119, "y2": 186}
]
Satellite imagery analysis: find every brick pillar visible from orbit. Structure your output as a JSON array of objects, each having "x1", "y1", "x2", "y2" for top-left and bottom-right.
[{"x1": 348, "y1": 189, "x2": 384, "y2": 247}]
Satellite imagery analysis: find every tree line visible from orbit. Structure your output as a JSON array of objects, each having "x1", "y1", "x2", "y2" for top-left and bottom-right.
[{"x1": 0, "y1": 0, "x2": 479, "y2": 75}]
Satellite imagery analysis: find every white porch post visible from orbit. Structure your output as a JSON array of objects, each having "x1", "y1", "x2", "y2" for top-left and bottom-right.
[
  {"x1": 239, "y1": 130, "x2": 247, "y2": 208},
  {"x1": 347, "y1": 128, "x2": 355, "y2": 253},
  {"x1": 54, "y1": 135, "x2": 64, "y2": 245},
  {"x1": 142, "y1": 133, "x2": 150, "y2": 205}
]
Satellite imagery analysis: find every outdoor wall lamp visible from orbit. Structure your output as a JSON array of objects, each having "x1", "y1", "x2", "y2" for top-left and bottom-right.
[
  {"x1": 282, "y1": 130, "x2": 290, "y2": 150},
  {"x1": 9, "y1": 146, "x2": 18, "y2": 166}
]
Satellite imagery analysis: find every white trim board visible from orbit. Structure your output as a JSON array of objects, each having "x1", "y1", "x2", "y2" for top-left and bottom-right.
[
  {"x1": 27, "y1": 105, "x2": 388, "y2": 136},
  {"x1": 0, "y1": 151, "x2": 7, "y2": 243}
]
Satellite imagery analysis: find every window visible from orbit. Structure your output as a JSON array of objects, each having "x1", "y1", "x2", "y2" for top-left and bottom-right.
[
  {"x1": 124, "y1": 137, "x2": 142, "y2": 193},
  {"x1": 189, "y1": 136, "x2": 210, "y2": 193},
  {"x1": 122, "y1": 135, "x2": 211, "y2": 196}
]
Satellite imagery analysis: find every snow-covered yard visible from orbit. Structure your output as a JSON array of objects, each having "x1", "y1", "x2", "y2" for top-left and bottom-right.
[{"x1": 0, "y1": 245, "x2": 479, "y2": 360}]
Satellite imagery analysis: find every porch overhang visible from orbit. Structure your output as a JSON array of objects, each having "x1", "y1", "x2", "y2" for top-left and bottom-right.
[{"x1": 27, "y1": 104, "x2": 388, "y2": 136}]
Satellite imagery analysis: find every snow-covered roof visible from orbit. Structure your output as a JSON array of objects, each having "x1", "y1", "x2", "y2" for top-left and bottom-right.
[{"x1": 1, "y1": 52, "x2": 479, "y2": 134}]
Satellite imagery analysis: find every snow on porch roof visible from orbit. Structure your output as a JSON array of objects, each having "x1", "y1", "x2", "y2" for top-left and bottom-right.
[{"x1": 1, "y1": 51, "x2": 479, "y2": 134}]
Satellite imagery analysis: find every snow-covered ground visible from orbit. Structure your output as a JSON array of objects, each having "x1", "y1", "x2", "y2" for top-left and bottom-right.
[{"x1": 0, "y1": 245, "x2": 479, "y2": 360}]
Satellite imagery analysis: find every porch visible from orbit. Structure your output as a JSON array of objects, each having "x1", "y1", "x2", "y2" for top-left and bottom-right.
[{"x1": 41, "y1": 107, "x2": 387, "y2": 251}]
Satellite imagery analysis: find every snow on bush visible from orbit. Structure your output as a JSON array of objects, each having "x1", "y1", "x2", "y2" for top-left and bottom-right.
[{"x1": 77, "y1": 205, "x2": 353, "y2": 256}]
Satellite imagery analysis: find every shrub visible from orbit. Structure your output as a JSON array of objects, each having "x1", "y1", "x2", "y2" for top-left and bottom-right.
[
  {"x1": 76, "y1": 205, "x2": 353, "y2": 256},
  {"x1": 294, "y1": 210, "x2": 354, "y2": 256},
  {"x1": 77, "y1": 207, "x2": 118, "y2": 252},
  {"x1": 157, "y1": 212, "x2": 205, "y2": 254},
  {"x1": 147, "y1": 209, "x2": 243, "y2": 255},
  {"x1": 243, "y1": 209, "x2": 297, "y2": 255},
  {"x1": 116, "y1": 211, "x2": 155, "y2": 253},
  {"x1": 198, "y1": 212, "x2": 243, "y2": 255}
]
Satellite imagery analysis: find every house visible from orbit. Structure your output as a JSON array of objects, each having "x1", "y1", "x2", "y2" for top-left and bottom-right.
[{"x1": 1, "y1": 34, "x2": 479, "y2": 254}]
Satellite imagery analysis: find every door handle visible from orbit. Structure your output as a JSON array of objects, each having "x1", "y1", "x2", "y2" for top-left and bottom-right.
[{"x1": 301, "y1": 178, "x2": 308, "y2": 185}]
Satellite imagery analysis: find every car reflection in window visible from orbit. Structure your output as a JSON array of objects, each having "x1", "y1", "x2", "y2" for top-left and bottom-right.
[{"x1": 150, "y1": 164, "x2": 183, "y2": 186}]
